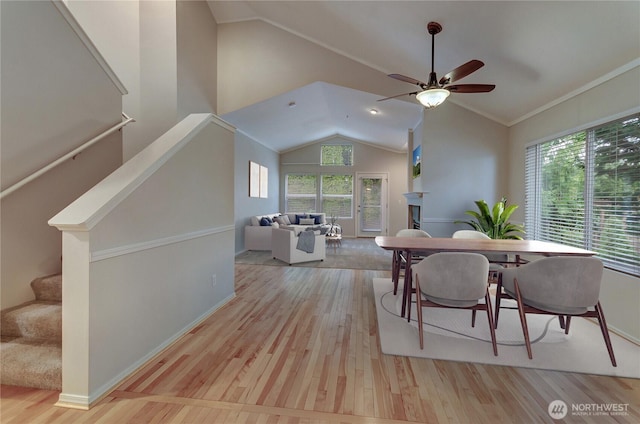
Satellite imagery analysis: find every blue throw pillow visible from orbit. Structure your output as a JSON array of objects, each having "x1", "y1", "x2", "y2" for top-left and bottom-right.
[
  {"x1": 259, "y1": 217, "x2": 272, "y2": 226},
  {"x1": 309, "y1": 214, "x2": 322, "y2": 225},
  {"x1": 295, "y1": 214, "x2": 307, "y2": 224}
]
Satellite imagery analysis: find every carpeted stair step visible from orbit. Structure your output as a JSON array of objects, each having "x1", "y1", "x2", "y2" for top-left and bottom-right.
[
  {"x1": 30, "y1": 274, "x2": 62, "y2": 302},
  {"x1": 0, "y1": 301, "x2": 62, "y2": 340},
  {"x1": 0, "y1": 336, "x2": 61, "y2": 390}
]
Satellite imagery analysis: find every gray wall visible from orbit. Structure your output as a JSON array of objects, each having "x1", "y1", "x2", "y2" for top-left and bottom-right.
[
  {"x1": 177, "y1": 0, "x2": 218, "y2": 119},
  {"x1": 420, "y1": 101, "x2": 509, "y2": 237},
  {"x1": 234, "y1": 131, "x2": 280, "y2": 253},
  {"x1": 0, "y1": 0, "x2": 123, "y2": 309}
]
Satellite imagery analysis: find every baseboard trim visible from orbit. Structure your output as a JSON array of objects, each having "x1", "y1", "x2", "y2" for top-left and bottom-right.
[
  {"x1": 55, "y1": 292, "x2": 236, "y2": 410},
  {"x1": 55, "y1": 395, "x2": 90, "y2": 410}
]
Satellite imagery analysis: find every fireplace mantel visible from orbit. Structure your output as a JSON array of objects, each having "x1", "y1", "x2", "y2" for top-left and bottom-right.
[{"x1": 403, "y1": 192, "x2": 428, "y2": 205}]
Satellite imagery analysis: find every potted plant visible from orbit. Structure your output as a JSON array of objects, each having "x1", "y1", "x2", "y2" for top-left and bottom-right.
[{"x1": 456, "y1": 197, "x2": 525, "y2": 239}]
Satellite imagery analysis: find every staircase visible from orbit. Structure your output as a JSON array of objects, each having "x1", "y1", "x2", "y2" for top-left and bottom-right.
[{"x1": 0, "y1": 274, "x2": 62, "y2": 390}]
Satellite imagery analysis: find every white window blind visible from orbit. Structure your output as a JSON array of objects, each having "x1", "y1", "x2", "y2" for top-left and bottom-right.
[
  {"x1": 321, "y1": 174, "x2": 353, "y2": 218},
  {"x1": 285, "y1": 174, "x2": 317, "y2": 212},
  {"x1": 525, "y1": 113, "x2": 640, "y2": 276}
]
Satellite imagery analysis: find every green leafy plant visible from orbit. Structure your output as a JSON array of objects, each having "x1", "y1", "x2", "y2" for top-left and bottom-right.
[{"x1": 456, "y1": 197, "x2": 525, "y2": 239}]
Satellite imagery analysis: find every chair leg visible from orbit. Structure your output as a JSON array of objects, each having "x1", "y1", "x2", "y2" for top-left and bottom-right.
[
  {"x1": 595, "y1": 301, "x2": 617, "y2": 367},
  {"x1": 471, "y1": 310, "x2": 477, "y2": 327},
  {"x1": 407, "y1": 279, "x2": 413, "y2": 323},
  {"x1": 558, "y1": 315, "x2": 566, "y2": 330},
  {"x1": 564, "y1": 316, "x2": 571, "y2": 335},
  {"x1": 401, "y1": 252, "x2": 412, "y2": 318},
  {"x1": 514, "y1": 279, "x2": 533, "y2": 360},
  {"x1": 415, "y1": 275, "x2": 424, "y2": 349},
  {"x1": 392, "y1": 251, "x2": 400, "y2": 295},
  {"x1": 494, "y1": 277, "x2": 503, "y2": 329},
  {"x1": 401, "y1": 271, "x2": 410, "y2": 318},
  {"x1": 484, "y1": 291, "x2": 498, "y2": 356}
]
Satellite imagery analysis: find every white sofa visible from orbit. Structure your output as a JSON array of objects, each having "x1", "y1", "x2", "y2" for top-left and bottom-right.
[
  {"x1": 244, "y1": 212, "x2": 336, "y2": 251},
  {"x1": 271, "y1": 227, "x2": 326, "y2": 265}
]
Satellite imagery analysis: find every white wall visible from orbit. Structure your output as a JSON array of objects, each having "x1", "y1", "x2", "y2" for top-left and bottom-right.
[
  {"x1": 234, "y1": 131, "x2": 280, "y2": 253},
  {"x1": 420, "y1": 101, "x2": 509, "y2": 237},
  {"x1": 507, "y1": 65, "x2": 640, "y2": 342},
  {"x1": 280, "y1": 136, "x2": 408, "y2": 237},
  {"x1": 0, "y1": 0, "x2": 123, "y2": 309},
  {"x1": 50, "y1": 115, "x2": 235, "y2": 407}
]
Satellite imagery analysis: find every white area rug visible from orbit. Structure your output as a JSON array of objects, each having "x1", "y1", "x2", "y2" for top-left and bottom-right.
[{"x1": 373, "y1": 278, "x2": 640, "y2": 378}]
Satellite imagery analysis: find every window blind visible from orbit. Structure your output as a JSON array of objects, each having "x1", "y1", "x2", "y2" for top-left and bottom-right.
[
  {"x1": 285, "y1": 174, "x2": 317, "y2": 212},
  {"x1": 321, "y1": 174, "x2": 353, "y2": 218},
  {"x1": 525, "y1": 113, "x2": 639, "y2": 276}
]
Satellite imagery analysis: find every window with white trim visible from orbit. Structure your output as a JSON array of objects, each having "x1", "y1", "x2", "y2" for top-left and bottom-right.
[
  {"x1": 525, "y1": 113, "x2": 640, "y2": 276},
  {"x1": 285, "y1": 174, "x2": 317, "y2": 212},
  {"x1": 321, "y1": 174, "x2": 353, "y2": 218}
]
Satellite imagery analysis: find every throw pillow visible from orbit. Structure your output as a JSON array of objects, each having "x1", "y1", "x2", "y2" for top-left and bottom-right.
[
  {"x1": 271, "y1": 221, "x2": 280, "y2": 228},
  {"x1": 274, "y1": 216, "x2": 287, "y2": 225},
  {"x1": 309, "y1": 214, "x2": 323, "y2": 225},
  {"x1": 300, "y1": 218, "x2": 315, "y2": 225},
  {"x1": 295, "y1": 214, "x2": 307, "y2": 224},
  {"x1": 259, "y1": 217, "x2": 272, "y2": 226},
  {"x1": 282, "y1": 215, "x2": 291, "y2": 225}
]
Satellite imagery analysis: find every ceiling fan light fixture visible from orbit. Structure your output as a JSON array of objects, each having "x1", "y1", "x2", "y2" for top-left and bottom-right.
[{"x1": 416, "y1": 88, "x2": 450, "y2": 108}]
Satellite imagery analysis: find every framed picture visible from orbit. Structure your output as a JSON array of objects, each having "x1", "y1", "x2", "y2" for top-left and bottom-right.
[
  {"x1": 259, "y1": 165, "x2": 268, "y2": 198},
  {"x1": 412, "y1": 145, "x2": 421, "y2": 178},
  {"x1": 249, "y1": 161, "x2": 260, "y2": 197}
]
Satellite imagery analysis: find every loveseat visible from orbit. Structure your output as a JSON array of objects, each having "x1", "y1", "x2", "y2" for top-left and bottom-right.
[
  {"x1": 244, "y1": 212, "x2": 338, "y2": 251},
  {"x1": 271, "y1": 227, "x2": 326, "y2": 265}
]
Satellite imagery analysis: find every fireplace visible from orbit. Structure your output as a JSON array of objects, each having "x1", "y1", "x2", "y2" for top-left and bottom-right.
[
  {"x1": 403, "y1": 192, "x2": 426, "y2": 230},
  {"x1": 408, "y1": 205, "x2": 420, "y2": 229}
]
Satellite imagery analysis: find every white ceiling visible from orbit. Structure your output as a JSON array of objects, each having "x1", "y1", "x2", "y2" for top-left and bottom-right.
[{"x1": 208, "y1": 1, "x2": 640, "y2": 152}]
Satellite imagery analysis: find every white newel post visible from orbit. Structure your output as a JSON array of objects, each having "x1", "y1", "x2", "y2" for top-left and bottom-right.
[{"x1": 56, "y1": 229, "x2": 92, "y2": 409}]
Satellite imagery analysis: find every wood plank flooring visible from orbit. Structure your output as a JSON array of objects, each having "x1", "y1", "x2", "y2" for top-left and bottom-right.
[{"x1": 2, "y1": 264, "x2": 639, "y2": 423}]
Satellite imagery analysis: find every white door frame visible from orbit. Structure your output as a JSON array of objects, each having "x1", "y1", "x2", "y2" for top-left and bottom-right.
[{"x1": 355, "y1": 172, "x2": 388, "y2": 237}]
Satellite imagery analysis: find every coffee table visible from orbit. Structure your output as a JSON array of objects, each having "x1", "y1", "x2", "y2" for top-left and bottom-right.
[{"x1": 326, "y1": 234, "x2": 342, "y2": 253}]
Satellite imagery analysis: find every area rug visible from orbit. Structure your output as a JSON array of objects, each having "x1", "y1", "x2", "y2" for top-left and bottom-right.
[
  {"x1": 373, "y1": 277, "x2": 640, "y2": 378},
  {"x1": 236, "y1": 238, "x2": 392, "y2": 270}
]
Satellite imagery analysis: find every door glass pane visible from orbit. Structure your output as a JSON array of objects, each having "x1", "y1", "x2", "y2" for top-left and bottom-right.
[{"x1": 361, "y1": 178, "x2": 382, "y2": 231}]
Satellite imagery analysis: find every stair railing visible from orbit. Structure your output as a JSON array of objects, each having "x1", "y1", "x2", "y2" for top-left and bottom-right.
[{"x1": 0, "y1": 113, "x2": 135, "y2": 200}]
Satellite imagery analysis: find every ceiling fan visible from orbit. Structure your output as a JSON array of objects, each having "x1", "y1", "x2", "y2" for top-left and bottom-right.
[{"x1": 379, "y1": 21, "x2": 495, "y2": 108}]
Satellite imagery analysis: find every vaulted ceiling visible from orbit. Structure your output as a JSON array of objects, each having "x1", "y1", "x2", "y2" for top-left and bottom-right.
[{"x1": 208, "y1": 1, "x2": 640, "y2": 152}]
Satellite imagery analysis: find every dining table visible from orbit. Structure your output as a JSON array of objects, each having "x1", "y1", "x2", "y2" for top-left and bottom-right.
[{"x1": 375, "y1": 236, "x2": 597, "y2": 319}]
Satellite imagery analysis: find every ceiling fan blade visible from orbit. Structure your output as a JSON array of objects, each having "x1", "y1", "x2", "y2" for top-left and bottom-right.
[
  {"x1": 439, "y1": 60, "x2": 484, "y2": 85},
  {"x1": 446, "y1": 84, "x2": 495, "y2": 93},
  {"x1": 377, "y1": 92, "x2": 418, "y2": 101},
  {"x1": 388, "y1": 74, "x2": 427, "y2": 88}
]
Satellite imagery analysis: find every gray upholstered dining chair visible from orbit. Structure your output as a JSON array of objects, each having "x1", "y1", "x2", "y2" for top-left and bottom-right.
[
  {"x1": 452, "y1": 230, "x2": 509, "y2": 282},
  {"x1": 412, "y1": 252, "x2": 498, "y2": 355},
  {"x1": 393, "y1": 229, "x2": 432, "y2": 320},
  {"x1": 495, "y1": 256, "x2": 616, "y2": 366}
]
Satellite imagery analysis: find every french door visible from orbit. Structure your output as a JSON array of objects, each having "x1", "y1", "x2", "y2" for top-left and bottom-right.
[{"x1": 356, "y1": 173, "x2": 388, "y2": 237}]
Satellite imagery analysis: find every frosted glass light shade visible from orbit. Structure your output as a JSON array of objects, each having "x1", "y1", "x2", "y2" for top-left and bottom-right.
[{"x1": 416, "y1": 89, "x2": 450, "y2": 108}]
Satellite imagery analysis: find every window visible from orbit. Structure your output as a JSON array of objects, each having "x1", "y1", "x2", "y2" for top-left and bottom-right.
[
  {"x1": 525, "y1": 113, "x2": 640, "y2": 276},
  {"x1": 321, "y1": 144, "x2": 353, "y2": 166},
  {"x1": 285, "y1": 174, "x2": 317, "y2": 212},
  {"x1": 321, "y1": 175, "x2": 353, "y2": 218}
]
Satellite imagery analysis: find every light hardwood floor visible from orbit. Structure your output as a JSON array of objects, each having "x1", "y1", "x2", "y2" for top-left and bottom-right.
[{"x1": 2, "y1": 264, "x2": 639, "y2": 423}]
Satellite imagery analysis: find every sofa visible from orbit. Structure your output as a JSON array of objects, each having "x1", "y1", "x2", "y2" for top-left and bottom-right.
[
  {"x1": 271, "y1": 227, "x2": 326, "y2": 265},
  {"x1": 244, "y1": 212, "x2": 338, "y2": 251}
]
